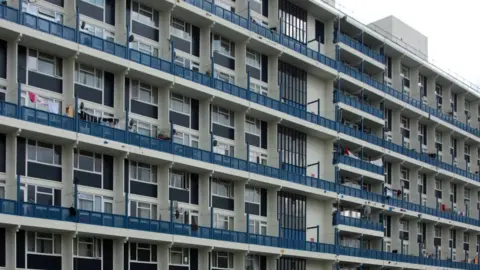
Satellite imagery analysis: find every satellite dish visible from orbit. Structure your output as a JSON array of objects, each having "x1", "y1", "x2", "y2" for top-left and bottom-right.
[{"x1": 128, "y1": 34, "x2": 135, "y2": 43}]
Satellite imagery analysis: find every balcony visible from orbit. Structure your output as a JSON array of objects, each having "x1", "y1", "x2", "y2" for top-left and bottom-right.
[
  {"x1": 333, "y1": 215, "x2": 383, "y2": 232},
  {"x1": 336, "y1": 32, "x2": 385, "y2": 64},
  {"x1": 334, "y1": 154, "x2": 384, "y2": 176},
  {"x1": 334, "y1": 90, "x2": 384, "y2": 120}
]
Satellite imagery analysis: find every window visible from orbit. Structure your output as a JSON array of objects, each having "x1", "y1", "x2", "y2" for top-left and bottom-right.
[
  {"x1": 435, "y1": 226, "x2": 441, "y2": 238},
  {"x1": 21, "y1": 91, "x2": 61, "y2": 114},
  {"x1": 216, "y1": 71, "x2": 235, "y2": 83},
  {"x1": 130, "y1": 119, "x2": 158, "y2": 137},
  {"x1": 75, "y1": 63, "x2": 103, "y2": 90},
  {"x1": 130, "y1": 201, "x2": 157, "y2": 219},
  {"x1": 249, "y1": 150, "x2": 267, "y2": 165},
  {"x1": 400, "y1": 167, "x2": 410, "y2": 190},
  {"x1": 213, "y1": 35, "x2": 235, "y2": 58},
  {"x1": 216, "y1": 0, "x2": 235, "y2": 12},
  {"x1": 169, "y1": 170, "x2": 189, "y2": 190},
  {"x1": 74, "y1": 149, "x2": 102, "y2": 173},
  {"x1": 132, "y1": 2, "x2": 159, "y2": 28},
  {"x1": 245, "y1": 186, "x2": 260, "y2": 204},
  {"x1": 169, "y1": 247, "x2": 189, "y2": 266},
  {"x1": 435, "y1": 179, "x2": 442, "y2": 199},
  {"x1": 173, "y1": 131, "x2": 199, "y2": 148},
  {"x1": 83, "y1": 0, "x2": 104, "y2": 7},
  {"x1": 245, "y1": 254, "x2": 260, "y2": 270},
  {"x1": 212, "y1": 178, "x2": 234, "y2": 198},
  {"x1": 465, "y1": 144, "x2": 471, "y2": 164},
  {"x1": 81, "y1": 107, "x2": 117, "y2": 128},
  {"x1": 27, "y1": 140, "x2": 61, "y2": 165},
  {"x1": 170, "y1": 17, "x2": 191, "y2": 41},
  {"x1": 170, "y1": 93, "x2": 191, "y2": 115},
  {"x1": 401, "y1": 116, "x2": 410, "y2": 139},
  {"x1": 27, "y1": 49, "x2": 62, "y2": 77},
  {"x1": 130, "y1": 161, "x2": 157, "y2": 184},
  {"x1": 212, "y1": 251, "x2": 234, "y2": 269},
  {"x1": 245, "y1": 116, "x2": 261, "y2": 136},
  {"x1": 27, "y1": 232, "x2": 61, "y2": 255},
  {"x1": 250, "y1": 81, "x2": 268, "y2": 96},
  {"x1": 249, "y1": 220, "x2": 267, "y2": 235},
  {"x1": 212, "y1": 105, "x2": 234, "y2": 127},
  {"x1": 246, "y1": 49, "x2": 261, "y2": 69},
  {"x1": 81, "y1": 23, "x2": 114, "y2": 42},
  {"x1": 74, "y1": 237, "x2": 102, "y2": 258},
  {"x1": 131, "y1": 243, "x2": 157, "y2": 262},
  {"x1": 23, "y1": 185, "x2": 57, "y2": 206},
  {"x1": 418, "y1": 123, "x2": 425, "y2": 145},
  {"x1": 131, "y1": 41, "x2": 159, "y2": 57},
  {"x1": 78, "y1": 193, "x2": 113, "y2": 213},
  {"x1": 214, "y1": 214, "x2": 234, "y2": 230},
  {"x1": 214, "y1": 141, "x2": 235, "y2": 157},
  {"x1": 23, "y1": 2, "x2": 63, "y2": 23},
  {"x1": 279, "y1": 0, "x2": 307, "y2": 43},
  {"x1": 0, "y1": 180, "x2": 4, "y2": 199},
  {"x1": 401, "y1": 65, "x2": 410, "y2": 89},
  {"x1": 131, "y1": 80, "x2": 158, "y2": 105}
]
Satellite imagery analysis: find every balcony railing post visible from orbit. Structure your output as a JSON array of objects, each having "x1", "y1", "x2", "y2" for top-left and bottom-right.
[
  {"x1": 75, "y1": 5, "x2": 79, "y2": 43},
  {"x1": 18, "y1": 0, "x2": 22, "y2": 24},
  {"x1": 17, "y1": 79, "x2": 21, "y2": 118},
  {"x1": 170, "y1": 39, "x2": 175, "y2": 74}
]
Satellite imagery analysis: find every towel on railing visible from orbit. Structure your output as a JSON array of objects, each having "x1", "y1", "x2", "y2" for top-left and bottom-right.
[
  {"x1": 345, "y1": 148, "x2": 359, "y2": 159},
  {"x1": 370, "y1": 158, "x2": 383, "y2": 167}
]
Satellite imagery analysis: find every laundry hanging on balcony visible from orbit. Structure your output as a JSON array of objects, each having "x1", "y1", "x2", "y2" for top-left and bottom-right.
[
  {"x1": 344, "y1": 147, "x2": 359, "y2": 159},
  {"x1": 28, "y1": 91, "x2": 59, "y2": 114},
  {"x1": 370, "y1": 158, "x2": 383, "y2": 167}
]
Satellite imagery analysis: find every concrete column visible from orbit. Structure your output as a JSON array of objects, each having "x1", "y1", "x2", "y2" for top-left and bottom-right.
[
  {"x1": 324, "y1": 20, "x2": 335, "y2": 59},
  {"x1": 390, "y1": 216, "x2": 401, "y2": 252},
  {"x1": 456, "y1": 229, "x2": 464, "y2": 261},
  {"x1": 268, "y1": 0, "x2": 279, "y2": 29},
  {"x1": 321, "y1": 140, "x2": 335, "y2": 181},
  {"x1": 158, "y1": 86, "x2": 171, "y2": 139},
  {"x1": 425, "y1": 223, "x2": 435, "y2": 256},
  {"x1": 5, "y1": 227, "x2": 16, "y2": 270},
  {"x1": 410, "y1": 118, "x2": 419, "y2": 152},
  {"x1": 157, "y1": 244, "x2": 169, "y2": 270},
  {"x1": 62, "y1": 144, "x2": 74, "y2": 208},
  {"x1": 62, "y1": 233, "x2": 74, "y2": 270},
  {"x1": 323, "y1": 82, "x2": 335, "y2": 120},
  {"x1": 266, "y1": 255, "x2": 277, "y2": 270},
  {"x1": 158, "y1": 164, "x2": 170, "y2": 221},
  {"x1": 391, "y1": 110, "x2": 401, "y2": 145},
  {"x1": 442, "y1": 85, "x2": 452, "y2": 115},
  {"x1": 456, "y1": 183, "x2": 465, "y2": 214},
  {"x1": 198, "y1": 248, "x2": 210, "y2": 270},
  {"x1": 233, "y1": 251, "x2": 246, "y2": 270},
  {"x1": 470, "y1": 187, "x2": 479, "y2": 219},
  {"x1": 426, "y1": 76, "x2": 437, "y2": 109},
  {"x1": 390, "y1": 163, "x2": 401, "y2": 191},
  {"x1": 471, "y1": 145, "x2": 478, "y2": 174},
  {"x1": 320, "y1": 199, "x2": 334, "y2": 244},
  {"x1": 199, "y1": 173, "x2": 211, "y2": 227},
  {"x1": 470, "y1": 100, "x2": 479, "y2": 129},
  {"x1": 409, "y1": 220, "x2": 419, "y2": 256},
  {"x1": 64, "y1": 0, "x2": 77, "y2": 28},
  {"x1": 5, "y1": 133, "x2": 17, "y2": 200},
  {"x1": 63, "y1": 56, "x2": 76, "y2": 114},
  {"x1": 410, "y1": 66, "x2": 420, "y2": 101},
  {"x1": 159, "y1": 10, "x2": 172, "y2": 60},
  {"x1": 267, "y1": 188, "x2": 278, "y2": 236},
  {"x1": 234, "y1": 110, "x2": 247, "y2": 160},
  {"x1": 115, "y1": 0, "x2": 127, "y2": 44},
  {"x1": 6, "y1": 39, "x2": 18, "y2": 103},
  {"x1": 235, "y1": 41, "x2": 248, "y2": 88},
  {"x1": 267, "y1": 54, "x2": 280, "y2": 100},
  {"x1": 457, "y1": 93, "x2": 466, "y2": 124},
  {"x1": 425, "y1": 174, "x2": 436, "y2": 208},
  {"x1": 440, "y1": 225, "x2": 449, "y2": 260},
  {"x1": 199, "y1": 99, "x2": 211, "y2": 151},
  {"x1": 236, "y1": 0, "x2": 248, "y2": 18},
  {"x1": 234, "y1": 180, "x2": 246, "y2": 232},
  {"x1": 113, "y1": 239, "x2": 125, "y2": 270},
  {"x1": 266, "y1": 121, "x2": 278, "y2": 168},
  {"x1": 443, "y1": 178, "x2": 452, "y2": 208},
  {"x1": 199, "y1": 26, "x2": 212, "y2": 74},
  {"x1": 114, "y1": 155, "x2": 126, "y2": 216},
  {"x1": 442, "y1": 132, "x2": 452, "y2": 165},
  {"x1": 409, "y1": 168, "x2": 420, "y2": 204},
  {"x1": 391, "y1": 57, "x2": 402, "y2": 91},
  {"x1": 469, "y1": 232, "x2": 478, "y2": 261},
  {"x1": 457, "y1": 138, "x2": 466, "y2": 170},
  {"x1": 114, "y1": 71, "x2": 127, "y2": 127},
  {"x1": 426, "y1": 124, "x2": 436, "y2": 154}
]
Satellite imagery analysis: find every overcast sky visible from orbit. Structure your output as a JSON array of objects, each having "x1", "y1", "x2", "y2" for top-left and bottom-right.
[{"x1": 333, "y1": 0, "x2": 480, "y2": 88}]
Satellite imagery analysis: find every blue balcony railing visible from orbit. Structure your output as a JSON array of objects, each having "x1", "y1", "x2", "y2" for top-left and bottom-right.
[
  {"x1": 334, "y1": 154, "x2": 384, "y2": 175},
  {"x1": 334, "y1": 90, "x2": 384, "y2": 119},
  {"x1": 337, "y1": 33, "x2": 385, "y2": 63},
  {"x1": 22, "y1": 13, "x2": 76, "y2": 42},
  {"x1": 79, "y1": 32, "x2": 127, "y2": 58},
  {"x1": 0, "y1": 199, "x2": 475, "y2": 269},
  {"x1": 333, "y1": 215, "x2": 383, "y2": 232}
]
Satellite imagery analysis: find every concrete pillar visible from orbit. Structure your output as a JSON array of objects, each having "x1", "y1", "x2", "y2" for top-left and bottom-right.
[
  {"x1": 158, "y1": 164, "x2": 170, "y2": 221},
  {"x1": 233, "y1": 251, "x2": 246, "y2": 270},
  {"x1": 456, "y1": 229, "x2": 464, "y2": 261},
  {"x1": 266, "y1": 255, "x2": 277, "y2": 270},
  {"x1": 267, "y1": 54, "x2": 279, "y2": 100},
  {"x1": 323, "y1": 82, "x2": 335, "y2": 120},
  {"x1": 157, "y1": 244, "x2": 169, "y2": 270},
  {"x1": 159, "y1": 10, "x2": 172, "y2": 60},
  {"x1": 62, "y1": 144, "x2": 74, "y2": 208},
  {"x1": 470, "y1": 100, "x2": 479, "y2": 129},
  {"x1": 471, "y1": 145, "x2": 478, "y2": 174},
  {"x1": 390, "y1": 216, "x2": 401, "y2": 252},
  {"x1": 6, "y1": 39, "x2": 18, "y2": 103},
  {"x1": 443, "y1": 178, "x2": 452, "y2": 208},
  {"x1": 391, "y1": 110, "x2": 401, "y2": 145},
  {"x1": 113, "y1": 239, "x2": 125, "y2": 270},
  {"x1": 115, "y1": 0, "x2": 127, "y2": 44},
  {"x1": 114, "y1": 155, "x2": 126, "y2": 216},
  {"x1": 268, "y1": 0, "x2": 279, "y2": 29},
  {"x1": 440, "y1": 225, "x2": 449, "y2": 259},
  {"x1": 409, "y1": 220, "x2": 419, "y2": 256},
  {"x1": 266, "y1": 121, "x2": 278, "y2": 168},
  {"x1": 236, "y1": 0, "x2": 248, "y2": 18},
  {"x1": 267, "y1": 188, "x2": 278, "y2": 236},
  {"x1": 199, "y1": 173, "x2": 211, "y2": 227},
  {"x1": 457, "y1": 138, "x2": 466, "y2": 170},
  {"x1": 114, "y1": 71, "x2": 127, "y2": 127},
  {"x1": 199, "y1": 99, "x2": 211, "y2": 151},
  {"x1": 234, "y1": 180, "x2": 246, "y2": 232},
  {"x1": 5, "y1": 227, "x2": 16, "y2": 270},
  {"x1": 62, "y1": 233, "x2": 74, "y2": 270},
  {"x1": 456, "y1": 183, "x2": 465, "y2": 214},
  {"x1": 5, "y1": 133, "x2": 17, "y2": 201},
  {"x1": 469, "y1": 232, "x2": 478, "y2": 261},
  {"x1": 390, "y1": 163, "x2": 401, "y2": 191},
  {"x1": 426, "y1": 124, "x2": 436, "y2": 154},
  {"x1": 199, "y1": 26, "x2": 212, "y2": 74},
  {"x1": 410, "y1": 118, "x2": 419, "y2": 152},
  {"x1": 198, "y1": 248, "x2": 210, "y2": 270},
  {"x1": 324, "y1": 20, "x2": 335, "y2": 59},
  {"x1": 235, "y1": 41, "x2": 248, "y2": 88},
  {"x1": 442, "y1": 85, "x2": 452, "y2": 115},
  {"x1": 425, "y1": 174, "x2": 436, "y2": 208},
  {"x1": 63, "y1": 56, "x2": 76, "y2": 114},
  {"x1": 158, "y1": 86, "x2": 171, "y2": 141},
  {"x1": 409, "y1": 168, "x2": 420, "y2": 204},
  {"x1": 234, "y1": 110, "x2": 247, "y2": 160},
  {"x1": 391, "y1": 57, "x2": 402, "y2": 92},
  {"x1": 442, "y1": 131, "x2": 452, "y2": 165},
  {"x1": 410, "y1": 66, "x2": 420, "y2": 101},
  {"x1": 425, "y1": 223, "x2": 435, "y2": 256},
  {"x1": 426, "y1": 76, "x2": 437, "y2": 109},
  {"x1": 64, "y1": 0, "x2": 77, "y2": 28},
  {"x1": 470, "y1": 187, "x2": 479, "y2": 219},
  {"x1": 457, "y1": 93, "x2": 466, "y2": 124},
  {"x1": 321, "y1": 140, "x2": 335, "y2": 181}
]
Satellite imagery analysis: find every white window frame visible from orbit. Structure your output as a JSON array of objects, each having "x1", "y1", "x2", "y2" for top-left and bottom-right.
[
  {"x1": 212, "y1": 105, "x2": 234, "y2": 128},
  {"x1": 75, "y1": 63, "x2": 103, "y2": 90},
  {"x1": 83, "y1": 0, "x2": 104, "y2": 8},
  {"x1": 131, "y1": 1, "x2": 159, "y2": 29},
  {"x1": 27, "y1": 231, "x2": 62, "y2": 255},
  {"x1": 130, "y1": 201, "x2": 158, "y2": 219},
  {"x1": 213, "y1": 140, "x2": 235, "y2": 157},
  {"x1": 248, "y1": 219, "x2": 267, "y2": 235},
  {"x1": 22, "y1": 184, "x2": 57, "y2": 206},
  {"x1": 131, "y1": 79, "x2": 158, "y2": 105},
  {"x1": 250, "y1": 80, "x2": 268, "y2": 96},
  {"x1": 249, "y1": 149, "x2": 267, "y2": 165},
  {"x1": 27, "y1": 139, "x2": 61, "y2": 166},
  {"x1": 131, "y1": 242, "x2": 157, "y2": 263},
  {"x1": 131, "y1": 40, "x2": 159, "y2": 57},
  {"x1": 401, "y1": 65, "x2": 410, "y2": 86},
  {"x1": 74, "y1": 236, "x2": 102, "y2": 259},
  {"x1": 215, "y1": 70, "x2": 235, "y2": 84},
  {"x1": 169, "y1": 170, "x2": 190, "y2": 190},
  {"x1": 130, "y1": 119, "x2": 158, "y2": 138},
  {"x1": 245, "y1": 185, "x2": 260, "y2": 204},
  {"x1": 173, "y1": 131, "x2": 199, "y2": 148},
  {"x1": 81, "y1": 22, "x2": 114, "y2": 42},
  {"x1": 245, "y1": 254, "x2": 261, "y2": 270},
  {"x1": 78, "y1": 193, "x2": 113, "y2": 214},
  {"x1": 245, "y1": 116, "x2": 261, "y2": 137},
  {"x1": 130, "y1": 160, "x2": 157, "y2": 184},
  {"x1": 214, "y1": 213, "x2": 234, "y2": 230},
  {"x1": 0, "y1": 179, "x2": 5, "y2": 199},
  {"x1": 23, "y1": 1, "x2": 64, "y2": 24},
  {"x1": 213, "y1": 34, "x2": 235, "y2": 58},
  {"x1": 246, "y1": 48, "x2": 261, "y2": 69},
  {"x1": 27, "y1": 48, "x2": 62, "y2": 78},
  {"x1": 169, "y1": 247, "x2": 189, "y2": 266},
  {"x1": 170, "y1": 92, "x2": 191, "y2": 115},
  {"x1": 170, "y1": 17, "x2": 191, "y2": 41},
  {"x1": 212, "y1": 251, "x2": 234, "y2": 269},
  {"x1": 21, "y1": 91, "x2": 62, "y2": 115},
  {"x1": 74, "y1": 149, "x2": 102, "y2": 174},
  {"x1": 212, "y1": 178, "x2": 234, "y2": 198}
]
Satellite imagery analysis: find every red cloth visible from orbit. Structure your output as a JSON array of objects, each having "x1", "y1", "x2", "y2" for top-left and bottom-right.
[
  {"x1": 441, "y1": 204, "x2": 446, "y2": 211},
  {"x1": 28, "y1": 91, "x2": 36, "y2": 103}
]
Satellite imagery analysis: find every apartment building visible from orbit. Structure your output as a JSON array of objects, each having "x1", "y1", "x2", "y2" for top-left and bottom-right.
[{"x1": 0, "y1": 0, "x2": 479, "y2": 270}]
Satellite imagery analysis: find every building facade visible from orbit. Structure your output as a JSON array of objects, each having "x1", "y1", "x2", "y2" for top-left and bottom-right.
[{"x1": 0, "y1": 0, "x2": 478, "y2": 270}]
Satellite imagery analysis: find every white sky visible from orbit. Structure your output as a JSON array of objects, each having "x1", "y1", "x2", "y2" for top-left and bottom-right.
[{"x1": 334, "y1": 0, "x2": 480, "y2": 87}]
